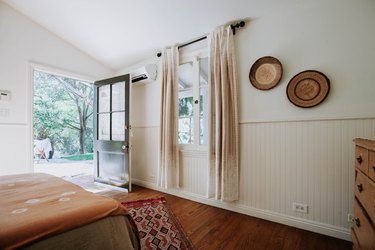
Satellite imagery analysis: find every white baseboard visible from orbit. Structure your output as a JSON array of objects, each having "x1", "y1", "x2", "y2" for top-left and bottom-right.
[{"x1": 132, "y1": 178, "x2": 351, "y2": 242}]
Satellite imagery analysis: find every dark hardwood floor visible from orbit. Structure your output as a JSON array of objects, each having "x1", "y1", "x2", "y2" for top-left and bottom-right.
[{"x1": 68, "y1": 175, "x2": 352, "y2": 250}]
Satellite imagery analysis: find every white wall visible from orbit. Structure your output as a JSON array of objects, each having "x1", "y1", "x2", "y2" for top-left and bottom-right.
[
  {"x1": 0, "y1": 2, "x2": 113, "y2": 175},
  {"x1": 116, "y1": 57, "x2": 162, "y2": 183},
  {"x1": 121, "y1": 0, "x2": 375, "y2": 241},
  {"x1": 237, "y1": 0, "x2": 375, "y2": 122}
]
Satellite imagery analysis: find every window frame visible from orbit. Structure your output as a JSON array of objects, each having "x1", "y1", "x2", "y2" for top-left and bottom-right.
[{"x1": 178, "y1": 47, "x2": 208, "y2": 151}]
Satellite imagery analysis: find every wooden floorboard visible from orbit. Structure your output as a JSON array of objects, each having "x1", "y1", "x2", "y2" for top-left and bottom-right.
[{"x1": 69, "y1": 176, "x2": 352, "y2": 250}]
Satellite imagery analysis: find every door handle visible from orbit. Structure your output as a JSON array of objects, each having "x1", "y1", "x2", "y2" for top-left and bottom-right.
[
  {"x1": 356, "y1": 156, "x2": 362, "y2": 164},
  {"x1": 357, "y1": 184, "x2": 363, "y2": 192},
  {"x1": 122, "y1": 144, "x2": 129, "y2": 153},
  {"x1": 354, "y1": 218, "x2": 360, "y2": 227}
]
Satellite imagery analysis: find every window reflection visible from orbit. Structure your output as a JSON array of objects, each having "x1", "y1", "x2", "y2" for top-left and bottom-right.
[
  {"x1": 178, "y1": 58, "x2": 208, "y2": 146},
  {"x1": 199, "y1": 58, "x2": 208, "y2": 145},
  {"x1": 178, "y1": 62, "x2": 194, "y2": 144}
]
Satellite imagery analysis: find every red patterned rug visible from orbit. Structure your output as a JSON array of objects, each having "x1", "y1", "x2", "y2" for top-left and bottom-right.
[{"x1": 122, "y1": 197, "x2": 194, "y2": 250}]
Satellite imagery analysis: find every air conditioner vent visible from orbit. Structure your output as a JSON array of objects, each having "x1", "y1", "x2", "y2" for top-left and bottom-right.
[
  {"x1": 131, "y1": 74, "x2": 148, "y2": 83},
  {"x1": 131, "y1": 64, "x2": 157, "y2": 84}
]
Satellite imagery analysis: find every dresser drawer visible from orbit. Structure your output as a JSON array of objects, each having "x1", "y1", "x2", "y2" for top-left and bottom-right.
[
  {"x1": 351, "y1": 229, "x2": 360, "y2": 250},
  {"x1": 355, "y1": 170, "x2": 370, "y2": 207},
  {"x1": 356, "y1": 146, "x2": 368, "y2": 175},
  {"x1": 355, "y1": 169, "x2": 375, "y2": 223},
  {"x1": 353, "y1": 200, "x2": 375, "y2": 249},
  {"x1": 364, "y1": 176, "x2": 375, "y2": 224},
  {"x1": 369, "y1": 150, "x2": 375, "y2": 181}
]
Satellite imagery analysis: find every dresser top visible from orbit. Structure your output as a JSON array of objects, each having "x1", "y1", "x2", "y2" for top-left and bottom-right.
[{"x1": 353, "y1": 138, "x2": 375, "y2": 151}]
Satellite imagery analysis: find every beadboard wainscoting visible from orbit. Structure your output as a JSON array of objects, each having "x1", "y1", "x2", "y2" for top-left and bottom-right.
[
  {"x1": 131, "y1": 118, "x2": 375, "y2": 241},
  {"x1": 179, "y1": 150, "x2": 208, "y2": 197},
  {"x1": 0, "y1": 123, "x2": 32, "y2": 175},
  {"x1": 131, "y1": 126, "x2": 160, "y2": 183}
]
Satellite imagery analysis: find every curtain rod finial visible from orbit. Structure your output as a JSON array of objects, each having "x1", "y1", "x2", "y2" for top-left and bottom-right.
[{"x1": 231, "y1": 20, "x2": 245, "y2": 35}]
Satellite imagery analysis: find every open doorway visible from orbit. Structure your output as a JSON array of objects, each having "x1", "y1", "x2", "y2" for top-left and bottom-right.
[{"x1": 33, "y1": 69, "x2": 94, "y2": 178}]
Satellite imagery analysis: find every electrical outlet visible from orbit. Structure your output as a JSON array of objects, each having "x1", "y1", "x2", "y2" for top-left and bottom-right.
[
  {"x1": 347, "y1": 213, "x2": 354, "y2": 222},
  {"x1": 292, "y1": 202, "x2": 308, "y2": 213}
]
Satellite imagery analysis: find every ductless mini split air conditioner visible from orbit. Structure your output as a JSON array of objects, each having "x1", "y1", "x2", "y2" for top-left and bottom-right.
[{"x1": 131, "y1": 64, "x2": 157, "y2": 84}]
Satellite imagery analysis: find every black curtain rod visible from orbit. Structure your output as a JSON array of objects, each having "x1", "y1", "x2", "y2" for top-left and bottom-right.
[
  {"x1": 156, "y1": 21, "x2": 245, "y2": 57},
  {"x1": 156, "y1": 36, "x2": 206, "y2": 57},
  {"x1": 178, "y1": 36, "x2": 207, "y2": 50}
]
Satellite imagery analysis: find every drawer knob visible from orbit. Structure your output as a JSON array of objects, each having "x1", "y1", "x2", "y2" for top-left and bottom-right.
[
  {"x1": 356, "y1": 156, "x2": 363, "y2": 164},
  {"x1": 372, "y1": 166, "x2": 375, "y2": 171},
  {"x1": 354, "y1": 218, "x2": 361, "y2": 227},
  {"x1": 357, "y1": 184, "x2": 363, "y2": 192}
]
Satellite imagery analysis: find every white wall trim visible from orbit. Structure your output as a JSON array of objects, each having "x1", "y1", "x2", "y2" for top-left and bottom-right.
[
  {"x1": 132, "y1": 116, "x2": 375, "y2": 129},
  {"x1": 132, "y1": 178, "x2": 351, "y2": 242},
  {"x1": 0, "y1": 123, "x2": 28, "y2": 126},
  {"x1": 29, "y1": 61, "x2": 97, "y2": 83},
  {"x1": 131, "y1": 115, "x2": 375, "y2": 128},
  {"x1": 132, "y1": 125, "x2": 159, "y2": 129},
  {"x1": 240, "y1": 115, "x2": 375, "y2": 125},
  {"x1": 26, "y1": 62, "x2": 33, "y2": 173},
  {"x1": 27, "y1": 62, "x2": 98, "y2": 173}
]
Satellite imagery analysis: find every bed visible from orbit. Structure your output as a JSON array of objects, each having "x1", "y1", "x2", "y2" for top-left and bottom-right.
[{"x1": 0, "y1": 173, "x2": 140, "y2": 250}]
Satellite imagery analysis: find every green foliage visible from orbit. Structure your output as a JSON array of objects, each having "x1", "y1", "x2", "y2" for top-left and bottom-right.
[
  {"x1": 33, "y1": 71, "x2": 93, "y2": 157},
  {"x1": 178, "y1": 96, "x2": 193, "y2": 116},
  {"x1": 178, "y1": 95, "x2": 205, "y2": 116},
  {"x1": 61, "y1": 153, "x2": 94, "y2": 161}
]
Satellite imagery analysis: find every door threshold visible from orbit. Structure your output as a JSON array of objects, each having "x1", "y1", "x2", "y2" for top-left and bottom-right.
[{"x1": 94, "y1": 181, "x2": 129, "y2": 193}]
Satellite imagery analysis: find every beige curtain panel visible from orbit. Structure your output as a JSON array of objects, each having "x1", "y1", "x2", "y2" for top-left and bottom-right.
[
  {"x1": 208, "y1": 25, "x2": 239, "y2": 202},
  {"x1": 158, "y1": 46, "x2": 180, "y2": 189}
]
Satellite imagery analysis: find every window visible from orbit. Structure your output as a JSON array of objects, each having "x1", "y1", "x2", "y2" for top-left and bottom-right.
[{"x1": 178, "y1": 55, "x2": 209, "y2": 149}]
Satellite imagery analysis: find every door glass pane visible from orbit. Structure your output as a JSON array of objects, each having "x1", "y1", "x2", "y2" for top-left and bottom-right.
[
  {"x1": 98, "y1": 113, "x2": 110, "y2": 140},
  {"x1": 112, "y1": 81, "x2": 125, "y2": 112},
  {"x1": 98, "y1": 85, "x2": 110, "y2": 113},
  {"x1": 199, "y1": 58, "x2": 209, "y2": 145},
  {"x1": 199, "y1": 58, "x2": 208, "y2": 86},
  {"x1": 178, "y1": 116, "x2": 194, "y2": 144},
  {"x1": 98, "y1": 152, "x2": 128, "y2": 186},
  {"x1": 178, "y1": 62, "x2": 194, "y2": 89},
  {"x1": 178, "y1": 62, "x2": 194, "y2": 144},
  {"x1": 112, "y1": 112, "x2": 125, "y2": 141}
]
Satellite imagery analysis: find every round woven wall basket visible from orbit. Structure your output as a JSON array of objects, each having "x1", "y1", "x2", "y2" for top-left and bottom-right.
[
  {"x1": 286, "y1": 70, "x2": 330, "y2": 108},
  {"x1": 249, "y1": 56, "x2": 283, "y2": 90}
]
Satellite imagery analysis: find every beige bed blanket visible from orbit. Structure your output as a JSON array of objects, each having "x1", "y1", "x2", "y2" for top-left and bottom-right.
[{"x1": 0, "y1": 173, "x2": 133, "y2": 249}]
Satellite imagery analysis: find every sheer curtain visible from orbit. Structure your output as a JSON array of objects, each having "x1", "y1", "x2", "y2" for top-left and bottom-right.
[
  {"x1": 158, "y1": 46, "x2": 180, "y2": 189},
  {"x1": 208, "y1": 25, "x2": 239, "y2": 202}
]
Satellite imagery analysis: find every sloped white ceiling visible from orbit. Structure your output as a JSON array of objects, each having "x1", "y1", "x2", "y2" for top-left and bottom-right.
[{"x1": 3, "y1": 0, "x2": 301, "y2": 70}]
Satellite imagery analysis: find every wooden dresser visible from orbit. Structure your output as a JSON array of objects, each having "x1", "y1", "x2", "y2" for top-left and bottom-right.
[{"x1": 352, "y1": 138, "x2": 375, "y2": 249}]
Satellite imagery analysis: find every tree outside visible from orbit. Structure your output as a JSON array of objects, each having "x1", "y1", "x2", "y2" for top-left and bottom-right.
[
  {"x1": 178, "y1": 95, "x2": 206, "y2": 144},
  {"x1": 33, "y1": 70, "x2": 93, "y2": 160},
  {"x1": 178, "y1": 96, "x2": 194, "y2": 144}
]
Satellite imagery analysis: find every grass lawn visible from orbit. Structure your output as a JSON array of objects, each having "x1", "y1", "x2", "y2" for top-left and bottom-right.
[{"x1": 61, "y1": 153, "x2": 93, "y2": 161}]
